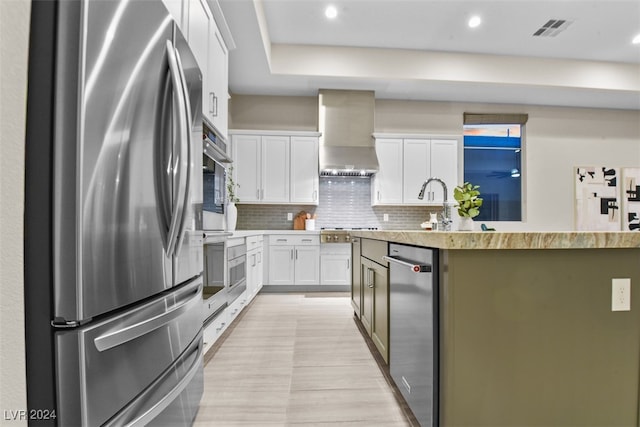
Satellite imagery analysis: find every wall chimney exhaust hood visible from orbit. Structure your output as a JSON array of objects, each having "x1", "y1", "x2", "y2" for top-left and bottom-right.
[{"x1": 318, "y1": 89, "x2": 378, "y2": 177}]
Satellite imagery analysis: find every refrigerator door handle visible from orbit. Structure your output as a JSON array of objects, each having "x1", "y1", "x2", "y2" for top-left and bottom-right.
[
  {"x1": 171, "y1": 47, "x2": 193, "y2": 258},
  {"x1": 165, "y1": 40, "x2": 188, "y2": 258},
  {"x1": 94, "y1": 283, "x2": 201, "y2": 352},
  {"x1": 104, "y1": 334, "x2": 203, "y2": 427}
]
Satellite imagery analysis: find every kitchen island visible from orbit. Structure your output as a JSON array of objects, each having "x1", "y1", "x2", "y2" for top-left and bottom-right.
[{"x1": 351, "y1": 230, "x2": 640, "y2": 426}]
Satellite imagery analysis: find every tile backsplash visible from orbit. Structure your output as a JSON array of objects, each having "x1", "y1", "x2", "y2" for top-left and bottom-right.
[{"x1": 236, "y1": 177, "x2": 442, "y2": 230}]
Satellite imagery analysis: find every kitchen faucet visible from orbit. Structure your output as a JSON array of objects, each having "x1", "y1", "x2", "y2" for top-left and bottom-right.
[{"x1": 418, "y1": 177, "x2": 452, "y2": 231}]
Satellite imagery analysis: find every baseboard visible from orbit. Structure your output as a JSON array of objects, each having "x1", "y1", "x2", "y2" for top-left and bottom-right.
[{"x1": 260, "y1": 284, "x2": 350, "y2": 293}]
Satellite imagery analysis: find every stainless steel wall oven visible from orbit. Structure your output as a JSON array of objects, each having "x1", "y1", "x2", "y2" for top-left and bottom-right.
[{"x1": 203, "y1": 122, "x2": 231, "y2": 231}]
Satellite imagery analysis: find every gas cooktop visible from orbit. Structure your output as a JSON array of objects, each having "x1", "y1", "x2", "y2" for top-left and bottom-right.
[{"x1": 320, "y1": 228, "x2": 378, "y2": 243}]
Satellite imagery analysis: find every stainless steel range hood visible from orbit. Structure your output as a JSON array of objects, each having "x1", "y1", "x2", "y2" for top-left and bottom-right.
[{"x1": 318, "y1": 89, "x2": 378, "y2": 176}]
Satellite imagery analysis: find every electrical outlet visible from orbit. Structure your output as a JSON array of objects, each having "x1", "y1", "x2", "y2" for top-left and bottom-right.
[
  {"x1": 612, "y1": 278, "x2": 631, "y2": 311},
  {"x1": 287, "y1": 213, "x2": 293, "y2": 221},
  {"x1": 383, "y1": 213, "x2": 389, "y2": 222}
]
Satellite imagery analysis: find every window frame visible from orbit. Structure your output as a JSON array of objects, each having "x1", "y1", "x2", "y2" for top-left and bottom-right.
[{"x1": 462, "y1": 113, "x2": 528, "y2": 223}]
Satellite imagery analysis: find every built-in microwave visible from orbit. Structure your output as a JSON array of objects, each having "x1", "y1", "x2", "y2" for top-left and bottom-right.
[{"x1": 203, "y1": 121, "x2": 232, "y2": 230}]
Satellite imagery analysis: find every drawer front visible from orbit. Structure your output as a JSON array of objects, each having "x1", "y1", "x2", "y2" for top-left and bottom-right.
[
  {"x1": 246, "y1": 235, "x2": 261, "y2": 250},
  {"x1": 56, "y1": 279, "x2": 203, "y2": 426},
  {"x1": 291, "y1": 235, "x2": 319, "y2": 246},
  {"x1": 270, "y1": 235, "x2": 292, "y2": 246},
  {"x1": 362, "y1": 238, "x2": 388, "y2": 267},
  {"x1": 270, "y1": 235, "x2": 319, "y2": 246}
]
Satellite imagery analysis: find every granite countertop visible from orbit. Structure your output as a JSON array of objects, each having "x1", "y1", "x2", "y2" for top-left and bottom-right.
[
  {"x1": 230, "y1": 230, "x2": 320, "y2": 238},
  {"x1": 350, "y1": 230, "x2": 640, "y2": 250}
]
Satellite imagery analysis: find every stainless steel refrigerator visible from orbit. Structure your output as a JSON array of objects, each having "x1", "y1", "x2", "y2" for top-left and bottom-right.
[{"x1": 24, "y1": 0, "x2": 204, "y2": 425}]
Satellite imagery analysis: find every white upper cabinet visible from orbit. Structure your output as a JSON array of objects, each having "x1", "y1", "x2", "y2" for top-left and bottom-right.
[
  {"x1": 207, "y1": 22, "x2": 228, "y2": 136},
  {"x1": 187, "y1": 0, "x2": 210, "y2": 73},
  {"x1": 162, "y1": 0, "x2": 186, "y2": 32},
  {"x1": 372, "y1": 139, "x2": 403, "y2": 205},
  {"x1": 290, "y1": 136, "x2": 319, "y2": 204},
  {"x1": 184, "y1": 0, "x2": 231, "y2": 138},
  {"x1": 373, "y1": 135, "x2": 459, "y2": 205},
  {"x1": 233, "y1": 134, "x2": 261, "y2": 203},
  {"x1": 261, "y1": 136, "x2": 290, "y2": 203},
  {"x1": 231, "y1": 131, "x2": 320, "y2": 205},
  {"x1": 403, "y1": 139, "x2": 431, "y2": 204},
  {"x1": 429, "y1": 139, "x2": 458, "y2": 203}
]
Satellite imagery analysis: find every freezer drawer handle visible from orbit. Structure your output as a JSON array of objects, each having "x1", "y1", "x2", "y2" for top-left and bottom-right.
[
  {"x1": 94, "y1": 286, "x2": 200, "y2": 352},
  {"x1": 382, "y1": 255, "x2": 432, "y2": 273},
  {"x1": 104, "y1": 335, "x2": 203, "y2": 427}
]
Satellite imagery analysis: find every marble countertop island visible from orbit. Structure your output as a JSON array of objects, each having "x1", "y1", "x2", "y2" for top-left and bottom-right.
[
  {"x1": 350, "y1": 229, "x2": 640, "y2": 425},
  {"x1": 350, "y1": 230, "x2": 640, "y2": 250}
]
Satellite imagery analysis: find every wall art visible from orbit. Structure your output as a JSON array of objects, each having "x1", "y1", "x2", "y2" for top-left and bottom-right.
[
  {"x1": 574, "y1": 166, "x2": 620, "y2": 231},
  {"x1": 621, "y1": 168, "x2": 640, "y2": 231}
]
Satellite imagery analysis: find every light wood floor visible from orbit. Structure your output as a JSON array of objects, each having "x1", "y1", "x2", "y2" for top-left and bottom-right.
[{"x1": 194, "y1": 293, "x2": 411, "y2": 426}]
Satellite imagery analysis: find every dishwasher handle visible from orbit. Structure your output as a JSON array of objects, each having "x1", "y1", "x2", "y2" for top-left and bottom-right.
[{"x1": 382, "y1": 255, "x2": 432, "y2": 273}]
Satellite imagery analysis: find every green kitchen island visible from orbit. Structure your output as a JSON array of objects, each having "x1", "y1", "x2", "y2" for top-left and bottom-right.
[{"x1": 350, "y1": 230, "x2": 640, "y2": 426}]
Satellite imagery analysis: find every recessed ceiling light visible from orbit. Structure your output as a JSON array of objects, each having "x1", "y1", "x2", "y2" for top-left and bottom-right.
[
  {"x1": 468, "y1": 15, "x2": 481, "y2": 28},
  {"x1": 325, "y1": 5, "x2": 338, "y2": 19},
  {"x1": 633, "y1": 33, "x2": 640, "y2": 44}
]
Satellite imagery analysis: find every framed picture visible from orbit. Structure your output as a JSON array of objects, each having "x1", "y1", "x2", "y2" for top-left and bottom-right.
[
  {"x1": 621, "y1": 168, "x2": 640, "y2": 231},
  {"x1": 574, "y1": 166, "x2": 620, "y2": 231}
]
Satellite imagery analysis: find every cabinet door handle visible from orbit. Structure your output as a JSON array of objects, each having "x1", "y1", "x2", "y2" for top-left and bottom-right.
[
  {"x1": 277, "y1": 238, "x2": 288, "y2": 242},
  {"x1": 213, "y1": 94, "x2": 218, "y2": 117},
  {"x1": 313, "y1": 190, "x2": 317, "y2": 201},
  {"x1": 258, "y1": 252, "x2": 262, "y2": 263},
  {"x1": 295, "y1": 249, "x2": 298, "y2": 260},
  {"x1": 256, "y1": 189, "x2": 260, "y2": 200},
  {"x1": 261, "y1": 189, "x2": 264, "y2": 200},
  {"x1": 377, "y1": 191, "x2": 381, "y2": 201},
  {"x1": 291, "y1": 249, "x2": 294, "y2": 260},
  {"x1": 209, "y1": 92, "x2": 215, "y2": 114},
  {"x1": 347, "y1": 259, "x2": 350, "y2": 270}
]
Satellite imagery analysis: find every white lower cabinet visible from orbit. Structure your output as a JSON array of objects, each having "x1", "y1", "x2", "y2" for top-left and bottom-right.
[
  {"x1": 203, "y1": 309, "x2": 228, "y2": 354},
  {"x1": 268, "y1": 235, "x2": 319, "y2": 285},
  {"x1": 246, "y1": 235, "x2": 264, "y2": 299},
  {"x1": 320, "y1": 243, "x2": 351, "y2": 286},
  {"x1": 227, "y1": 289, "x2": 248, "y2": 324},
  {"x1": 294, "y1": 246, "x2": 321, "y2": 285},
  {"x1": 268, "y1": 245, "x2": 296, "y2": 285}
]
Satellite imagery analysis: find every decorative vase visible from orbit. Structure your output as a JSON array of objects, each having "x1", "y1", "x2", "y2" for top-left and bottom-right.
[
  {"x1": 226, "y1": 202, "x2": 237, "y2": 231},
  {"x1": 458, "y1": 217, "x2": 474, "y2": 231}
]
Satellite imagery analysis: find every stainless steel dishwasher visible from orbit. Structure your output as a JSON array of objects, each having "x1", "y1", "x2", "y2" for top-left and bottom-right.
[{"x1": 384, "y1": 243, "x2": 438, "y2": 427}]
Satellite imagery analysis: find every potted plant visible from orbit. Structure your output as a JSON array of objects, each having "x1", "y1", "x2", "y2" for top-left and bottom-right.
[
  {"x1": 226, "y1": 166, "x2": 239, "y2": 230},
  {"x1": 453, "y1": 182, "x2": 483, "y2": 231}
]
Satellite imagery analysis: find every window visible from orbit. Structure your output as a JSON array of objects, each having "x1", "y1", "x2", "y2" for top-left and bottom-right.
[{"x1": 463, "y1": 114, "x2": 526, "y2": 221}]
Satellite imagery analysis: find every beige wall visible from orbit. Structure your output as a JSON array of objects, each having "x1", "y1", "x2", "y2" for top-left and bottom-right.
[
  {"x1": 229, "y1": 94, "x2": 318, "y2": 131},
  {"x1": 229, "y1": 94, "x2": 640, "y2": 230},
  {"x1": 0, "y1": 0, "x2": 30, "y2": 421}
]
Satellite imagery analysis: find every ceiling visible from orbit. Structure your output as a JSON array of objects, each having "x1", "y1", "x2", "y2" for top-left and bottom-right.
[{"x1": 219, "y1": 0, "x2": 640, "y2": 110}]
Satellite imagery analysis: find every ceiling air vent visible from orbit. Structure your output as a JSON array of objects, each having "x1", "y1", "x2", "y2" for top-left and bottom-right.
[{"x1": 533, "y1": 19, "x2": 573, "y2": 37}]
